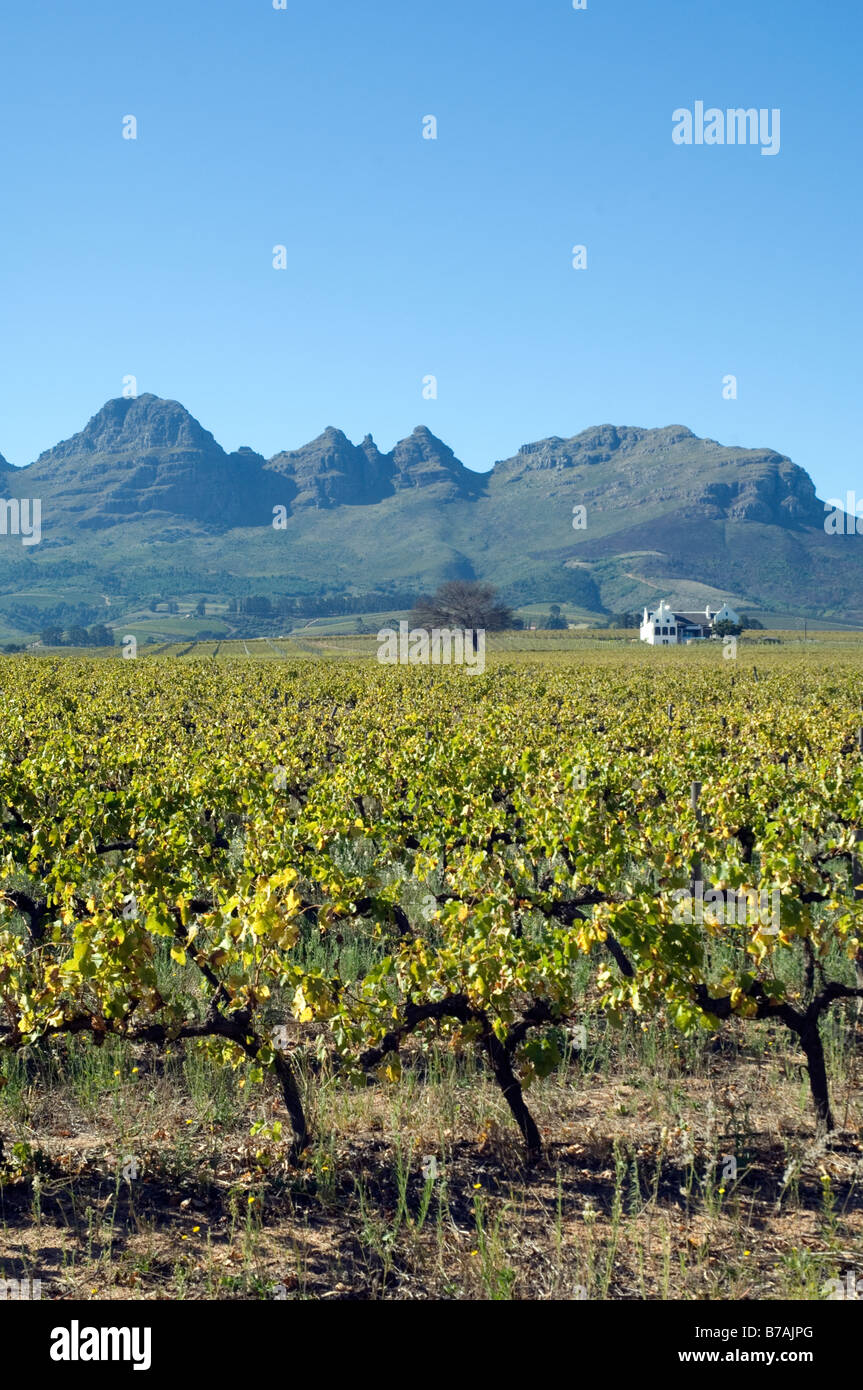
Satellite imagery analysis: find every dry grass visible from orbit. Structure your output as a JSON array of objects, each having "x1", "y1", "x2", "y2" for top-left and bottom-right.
[{"x1": 1, "y1": 1018, "x2": 861, "y2": 1301}]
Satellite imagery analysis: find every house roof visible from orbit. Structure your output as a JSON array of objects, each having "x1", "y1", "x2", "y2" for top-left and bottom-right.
[
  {"x1": 645, "y1": 611, "x2": 706, "y2": 626},
  {"x1": 674, "y1": 612, "x2": 712, "y2": 626}
]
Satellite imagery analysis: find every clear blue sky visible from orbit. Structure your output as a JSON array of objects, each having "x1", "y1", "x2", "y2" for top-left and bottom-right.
[{"x1": 0, "y1": 0, "x2": 860, "y2": 500}]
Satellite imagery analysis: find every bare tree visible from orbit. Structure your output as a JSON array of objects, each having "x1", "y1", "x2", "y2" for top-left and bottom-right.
[{"x1": 410, "y1": 581, "x2": 514, "y2": 650}]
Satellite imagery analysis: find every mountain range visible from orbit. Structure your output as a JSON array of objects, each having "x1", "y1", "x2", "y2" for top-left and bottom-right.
[{"x1": 0, "y1": 393, "x2": 859, "y2": 636}]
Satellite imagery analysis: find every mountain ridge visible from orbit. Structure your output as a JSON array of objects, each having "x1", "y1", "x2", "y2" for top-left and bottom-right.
[{"x1": 0, "y1": 395, "x2": 859, "y2": 627}]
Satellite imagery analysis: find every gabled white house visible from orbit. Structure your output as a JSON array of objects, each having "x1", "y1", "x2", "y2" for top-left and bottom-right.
[
  {"x1": 710, "y1": 602, "x2": 740, "y2": 628},
  {"x1": 640, "y1": 599, "x2": 679, "y2": 646},
  {"x1": 640, "y1": 600, "x2": 740, "y2": 646}
]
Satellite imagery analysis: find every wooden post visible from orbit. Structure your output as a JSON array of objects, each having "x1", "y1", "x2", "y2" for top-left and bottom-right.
[
  {"x1": 667, "y1": 702, "x2": 674, "y2": 722},
  {"x1": 691, "y1": 780, "x2": 709, "y2": 970},
  {"x1": 690, "y1": 781, "x2": 702, "y2": 892},
  {"x1": 855, "y1": 829, "x2": 863, "y2": 1018}
]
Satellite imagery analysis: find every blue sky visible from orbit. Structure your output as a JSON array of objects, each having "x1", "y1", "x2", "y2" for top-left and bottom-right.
[{"x1": 0, "y1": 0, "x2": 859, "y2": 500}]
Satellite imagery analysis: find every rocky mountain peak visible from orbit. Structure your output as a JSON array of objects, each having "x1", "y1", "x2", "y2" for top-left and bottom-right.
[
  {"x1": 389, "y1": 426, "x2": 480, "y2": 494},
  {"x1": 36, "y1": 395, "x2": 219, "y2": 465}
]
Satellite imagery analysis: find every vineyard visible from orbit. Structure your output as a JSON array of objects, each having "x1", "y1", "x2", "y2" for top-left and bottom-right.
[{"x1": 1, "y1": 645, "x2": 862, "y2": 1299}]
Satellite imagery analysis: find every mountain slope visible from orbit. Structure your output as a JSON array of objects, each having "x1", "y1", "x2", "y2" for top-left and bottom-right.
[
  {"x1": 0, "y1": 398, "x2": 859, "y2": 626},
  {"x1": 18, "y1": 396, "x2": 277, "y2": 531},
  {"x1": 474, "y1": 424, "x2": 843, "y2": 614},
  {"x1": 264, "y1": 424, "x2": 485, "y2": 508}
]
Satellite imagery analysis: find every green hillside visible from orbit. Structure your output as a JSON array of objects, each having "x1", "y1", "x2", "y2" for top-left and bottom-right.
[{"x1": 0, "y1": 397, "x2": 860, "y2": 641}]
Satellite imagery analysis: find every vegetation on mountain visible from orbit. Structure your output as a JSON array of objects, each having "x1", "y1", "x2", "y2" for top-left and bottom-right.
[{"x1": 0, "y1": 397, "x2": 860, "y2": 640}]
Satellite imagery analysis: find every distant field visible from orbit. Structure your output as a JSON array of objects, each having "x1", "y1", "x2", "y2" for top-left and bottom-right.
[
  {"x1": 124, "y1": 628, "x2": 863, "y2": 664},
  {"x1": 4, "y1": 592, "x2": 861, "y2": 652}
]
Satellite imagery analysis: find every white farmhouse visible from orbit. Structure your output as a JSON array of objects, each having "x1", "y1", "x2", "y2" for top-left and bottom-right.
[
  {"x1": 639, "y1": 600, "x2": 740, "y2": 646},
  {"x1": 640, "y1": 599, "x2": 679, "y2": 646}
]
